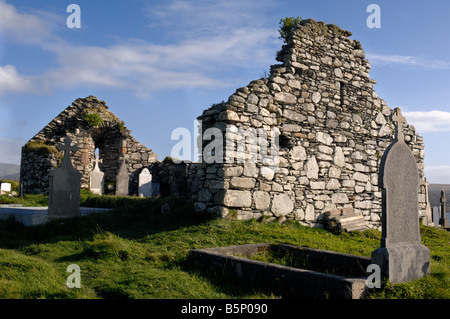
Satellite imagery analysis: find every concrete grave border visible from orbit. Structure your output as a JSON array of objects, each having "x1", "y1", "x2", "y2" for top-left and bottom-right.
[{"x1": 190, "y1": 243, "x2": 371, "y2": 299}]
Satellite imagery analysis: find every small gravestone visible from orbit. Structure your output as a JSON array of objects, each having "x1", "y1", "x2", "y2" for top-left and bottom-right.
[
  {"x1": 115, "y1": 157, "x2": 129, "y2": 196},
  {"x1": 371, "y1": 108, "x2": 430, "y2": 284},
  {"x1": 432, "y1": 206, "x2": 441, "y2": 226},
  {"x1": 138, "y1": 168, "x2": 152, "y2": 197},
  {"x1": 1, "y1": 183, "x2": 11, "y2": 194},
  {"x1": 89, "y1": 154, "x2": 104, "y2": 195},
  {"x1": 151, "y1": 183, "x2": 160, "y2": 197},
  {"x1": 48, "y1": 136, "x2": 82, "y2": 219},
  {"x1": 424, "y1": 178, "x2": 433, "y2": 225},
  {"x1": 439, "y1": 191, "x2": 449, "y2": 229}
]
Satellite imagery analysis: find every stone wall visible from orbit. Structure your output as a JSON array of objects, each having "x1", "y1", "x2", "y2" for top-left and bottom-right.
[
  {"x1": 147, "y1": 161, "x2": 199, "y2": 199},
  {"x1": 194, "y1": 19, "x2": 426, "y2": 230},
  {"x1": 20, "y1": 96, "x2": 158, "y2": 195}
]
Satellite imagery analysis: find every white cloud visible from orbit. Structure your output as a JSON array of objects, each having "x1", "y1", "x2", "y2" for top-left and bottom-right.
[
  {"x1": 0, "y1": 0, "x2": 53, "y2": 45},
  {"x1": 146, "y1": 0, "x2": 277, "y2": 39},
  {"x1": 366, "y1": 53, "x2": 450, "y2": 70},
  {"x1": 0, "y1": 65, "x2": 35, "y2": 94},
  {"x1": 403, "y1": 110, "x2": 450, "y2": 132},
  {"x1": 425, "y1": 166, "x2": 450, "y2": 185},
  {"x1": 0, "y1": 0, "x2": 279, "y2": 96}
]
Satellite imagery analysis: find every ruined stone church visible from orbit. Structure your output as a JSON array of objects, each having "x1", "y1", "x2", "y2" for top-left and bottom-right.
[
  {"x1": 194, "y1": 19, "x2": 427, "y2": 230},
  {"x1": 19, "y1": 96, "x2": 158, "y2": 195},
  {"x1": 19, "y1": 19, "x2": 427, "y2": 231}
]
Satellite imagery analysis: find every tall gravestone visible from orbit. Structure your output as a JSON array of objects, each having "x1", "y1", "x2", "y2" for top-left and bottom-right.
[
  {"x1": 424, "y1": 178, "x2": 433, "y2": 225},
  {"x1": 371, "y1": 108, "x2": 430, "y2": 284},
  {"x1": 138, "y1": 168, "x2": 152, "y2": 197},
  {"x1": 89, "y1": 154, "x2": 104, "y2": 195},
  {"x1": 116, "y1": 157, "x2": 129, "y2": 196},
  {"x1": 432, "y1": 206, "x2": 441, "y2": 226},
  {"x1": 440, "y1": 190, "x2": 449, "y2": 229},
  {"x1": 48, "y1": 136, "x2": 82, "y2": 219}
]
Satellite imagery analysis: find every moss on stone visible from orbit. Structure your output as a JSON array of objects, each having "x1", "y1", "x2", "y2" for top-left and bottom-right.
[
  {"x1": 25, "y1": 140, "x2": 59, "y2": 157},
  {"x1": 296, "y1": 18, "x2": 352, "y2": 38}
]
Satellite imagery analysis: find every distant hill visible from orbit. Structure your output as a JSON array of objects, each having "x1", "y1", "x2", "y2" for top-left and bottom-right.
[
  {"x1": 0, "y1": 163, "x2": 20, "y2": 181},
  {"x1": 429, "y1": 184, "x2": 450, "y2": 213}
]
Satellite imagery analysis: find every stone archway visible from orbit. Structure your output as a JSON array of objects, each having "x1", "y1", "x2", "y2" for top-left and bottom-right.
[{"x1": 89, "y1": 121, "x2": 124, "y2": 193}]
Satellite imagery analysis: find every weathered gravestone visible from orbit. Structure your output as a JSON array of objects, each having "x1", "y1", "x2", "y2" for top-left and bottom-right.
[
  {"x1": 48, "y1": 136, "x2": 82, "y2": 219},
  {"x1": 371, "y1": 108, "x2": 430, "y2": 284},
  {"x1": 116, "y1": 157, "x2": 129, "y2": 196},
  {"x1": 439, "y1": 190, "x2": 449, "y2": 229},
  {"x1": 138, "y1": 168, "x2": 152, "y2": 197},
  {"x1": 89, "y1": 154, "x2": 104, "y2": 195},
  {"x1": 432, "y1": 206, "x2": 441, "y2": 226},
  {"x1": 151, "y1": 182, "x2": 160, "y2": 197},
  {"x1": 424, "y1": 178, "x2": 433, "y2": 225}
]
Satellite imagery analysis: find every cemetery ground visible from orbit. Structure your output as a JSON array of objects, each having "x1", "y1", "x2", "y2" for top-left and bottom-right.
[{"x1": 0, "y1": 191, "x2": 448, "y2": 299}]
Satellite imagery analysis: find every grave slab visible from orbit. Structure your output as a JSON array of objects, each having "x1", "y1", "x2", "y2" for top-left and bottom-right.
[
  {"x1": 190, "y1": 243, "x2": 370, "y2": 299},
  {"x1": 0, "y1": 206, "x2": 112, "y2": 227}
]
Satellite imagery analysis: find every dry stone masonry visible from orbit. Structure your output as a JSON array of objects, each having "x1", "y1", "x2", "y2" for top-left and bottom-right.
[{"x1": 195, "y1": 19, "x2": 426, "y2": 230}]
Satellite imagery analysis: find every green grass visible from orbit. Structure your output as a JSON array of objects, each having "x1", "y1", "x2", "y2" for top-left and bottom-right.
[{"x1": 0, "y1": 194, "x2": 448, "y2": 299}]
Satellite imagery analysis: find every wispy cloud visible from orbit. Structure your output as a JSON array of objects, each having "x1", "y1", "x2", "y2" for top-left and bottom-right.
[
  {"x1": 0, "y1": 0, "x2": 279, "y2": 97},
  {"x1": 0, "y1": 65, "x2": 35, "y2": 94},
  {"x1": 366, "y1": 53, "x2": 450, "y2": 70},
  {"x1": 403, "y1": 110, "x2": 450, "y2": 132},
  {"x1": 0, "y1": 0, "x2": 56, "y2": 45}
]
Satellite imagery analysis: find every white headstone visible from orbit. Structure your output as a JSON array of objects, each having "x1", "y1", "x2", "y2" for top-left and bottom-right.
[
  {"x1": 138, "y1": 168, "x2": 152, "y2": 197},
  {"x1": 89, "y1": 154, "x2": 104, "y2": 195},
  {"x1": 1, "y1": 183, "x2": 11, "y2": 192}
]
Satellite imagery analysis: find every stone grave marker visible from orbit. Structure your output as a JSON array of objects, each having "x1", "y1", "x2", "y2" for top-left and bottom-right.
[
  {"x1": 439, "y1": 190, "x2": 449, "y2": 229},
  {"x1": 0, "y1": 183, "x2": 11, "y2": 194},
  {"x1": 432, "y1": 206, "x2": 441, "y2": 226},
  {"x1": 138, "y1": 168, "x2": 152, "y2": 197},
  {"x1": 151, "y1": 182, "x2": 160, "y2": 197},
  {"x1": 424, "y1": 178, "x2": 433, "y2": 225},
  {"x1": 89, "y1": 154, "x2": 105, "y2": 195},
  {"x1": 48, "y1": 136, "x2": 82, "y2": 219},
  {"x1": 371, "y1": 108, "x2": 430, "y2": 284},
  {"x1": 116, "y1": 157, "x2": 129, "y2": 196}
]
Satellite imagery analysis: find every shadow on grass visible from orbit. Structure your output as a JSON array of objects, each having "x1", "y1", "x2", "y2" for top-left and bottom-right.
[{"x1": 0, "y1": 196, "x2": 216, "y2": 249}]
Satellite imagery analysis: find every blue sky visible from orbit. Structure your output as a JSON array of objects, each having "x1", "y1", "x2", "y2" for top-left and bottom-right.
[{"x1": 0, "y1": 0, "x2": 449, "y2": 183}]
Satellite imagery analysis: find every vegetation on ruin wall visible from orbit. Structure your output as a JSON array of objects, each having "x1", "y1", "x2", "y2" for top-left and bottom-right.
[
  {"x1": 24, "y1": 139, "x2": 59, "y2": 157},
  {"x1": 83, "y1": 112, "x2": 104, "y2": 127},
  {"x1": 0, "y1": 193, "x2": 448, "y2": 299},
  {"x1": 278, "y1": 16, "x2": 303, "y2": 42}
]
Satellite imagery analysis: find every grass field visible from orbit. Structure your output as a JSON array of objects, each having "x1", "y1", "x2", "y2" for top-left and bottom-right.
[{"x1": 0, "y1": 193, "x2": 449, "y2": 299}]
